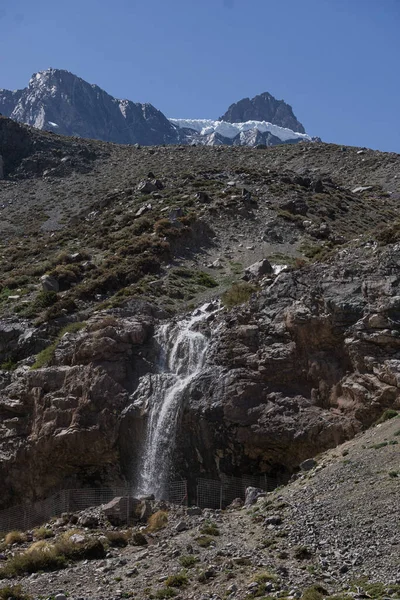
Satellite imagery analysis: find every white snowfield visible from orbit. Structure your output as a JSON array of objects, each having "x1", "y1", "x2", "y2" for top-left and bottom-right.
[{"x1": 169, "y1": 118, "x2": 310, "y2": 142}]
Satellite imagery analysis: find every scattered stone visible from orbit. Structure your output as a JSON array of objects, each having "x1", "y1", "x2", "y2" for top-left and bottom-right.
[
  {"x1": 137, "y1": 180, "x2": 158, "y2": 193},
  {"x1": 135, "y1": 203, "x2": 152, "y2": 216},
  {"x1": 187, "y1": 506, "x2": 202, "y2": 516},
  {"x1": 352, "y1": 186, "x2": 373, "y2": 193}
]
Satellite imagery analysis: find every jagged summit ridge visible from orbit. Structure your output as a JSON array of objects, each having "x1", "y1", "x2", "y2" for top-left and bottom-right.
[
  {"x1": 0, "y1": 68, "x2": 180, "y2": 145},
  {"x1": 220, "y1": 91, "x2": 305, "y2": 133},
  {"x1": 0, "y1": 68, "x2": 310, "y2": 146}
]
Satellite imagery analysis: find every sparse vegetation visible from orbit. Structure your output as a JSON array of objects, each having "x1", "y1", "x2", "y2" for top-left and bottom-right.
[
  {"x1": 195, "y1": 535, "x2": 214, "y2": 548},
  {"x1": 0, "y1": 535, "x2": 105, "y2": 578},
  {"x1": 0, "y1": 359, "x2": 17, "y2": 371},
  {"x1": 4, "y1": 531, "x2": 25, "y2": 546},
  {"x1": 0, "y1": 584, "x2": 31, "y2": 600},
  {"x1": 199, "y1": 521, "x2": 220, "y2": 536},
  {"x1": 154, "y1": 588, "x2": 177, "y2": 599},
  {"x1": 179, "y1": 555, "x2": 198, "y2": 568},
  {"x1": 302, "y1": 585, "x2": 328, "y2": 600},
  {"x1": 147, "y1": 510, "x2": 168, "y2": 532},
  {"x1": 221, "y1": 281, "x2": 257, "y2": 308},
  {"x1": 164, "y1": 572, "x2": 188, "y2": 588},
  {"x1": 104, "y1": 531, "x2": 129, "y2": 547},
  {"x1": 375, "y1": 409, "x2": 398, "y2": 424},
  {"x1": 31, "y1": 321, "x2": 86, "y2": 369},
  {"x1": 32, "y1": 527, "x2": 54, "y2": 540}
]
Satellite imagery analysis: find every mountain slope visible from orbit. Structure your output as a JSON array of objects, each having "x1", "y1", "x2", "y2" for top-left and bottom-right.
[
  {"x1": 0, "y1": 69, "x2": 180, "y2": 145},
  {"x1": 220, "y1": 91, "x2": 306, "y2": 133},
  {"x1": 0, "y1": 69, "x2": 309, "y2": 147},
  {"x1": 0, "y1": 116, "x2": 400, "y2": 509}
]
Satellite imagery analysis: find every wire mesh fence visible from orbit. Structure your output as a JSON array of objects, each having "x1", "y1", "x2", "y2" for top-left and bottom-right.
[
  {"x1": 167, "y1": 480, "x2": 188, "y2": 506},
  {"x1": 0, "y1": 473, "x2": 280, "y2": 532},
  {"x1": 0, "y1": 483, "x2": 187, "y2": 534},
  {"x1": 197, "y1": 473, "x2": 279, "y2": 509},
  {"x1": 196, "y1": 478, "x2": 223, "y2": 509}
]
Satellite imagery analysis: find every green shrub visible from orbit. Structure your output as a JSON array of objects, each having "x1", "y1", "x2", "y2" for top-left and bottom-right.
[
  {"x1": 32, "y1": 291, "x2": 58, "y2": 310},
  {"x1": 104, "y1": 531, "x2": 128, "y2": 547},
  {"x1": 195, "y1": 272, "x2": 218, "y2": 288},
  {"x1": 371, "y1": 442, "x2": 388, "y2": 449},
  {"x1": 375, "y1": 409, "x2": 398, "y2": 424},
  {"x1": 199, "y1": 522, "x2": 220, "y2": 536},
  {"x1": 254, "y1": 572, "x2": 278, "y2": 583},
  {"x1": 179, "y1": 555, "x2": 198, "y2": 568},
  {"x1": 195, "y1": 535, "x2": 214, "y2": 548},
  {"x1": 31, "y1": 322, "x2": 85, "y2": 369},
  {"x1": 302, "y1": 585, "x2": 328, "y2": 600},
  {"x1": 277, "y1": 209, "x2": 303, "y2": 222},
  {"x1": 221, "y1": 282, "x2": 257, "y2": 308},
  {"x1": 0, "y1": 360, "x2": 17, "y2": 371},
  {"x1": 32, "y1": 527, "x2": 54, "y2": 540},
  {"x1": 165, "y1": 572, "x2": 188, "y2": 588},
  {"x1": 0, "y1": 584, "x2": 31, "y2": 600}
]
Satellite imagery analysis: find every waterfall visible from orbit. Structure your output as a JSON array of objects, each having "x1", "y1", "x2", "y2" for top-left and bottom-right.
[{"x1": 134, "y1": 304, "x2": 215, "y2": 499}]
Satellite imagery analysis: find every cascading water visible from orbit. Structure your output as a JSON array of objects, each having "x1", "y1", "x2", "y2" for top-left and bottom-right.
[{"x1": 134, "y1": 304, "x2": 215, "y2": 499}]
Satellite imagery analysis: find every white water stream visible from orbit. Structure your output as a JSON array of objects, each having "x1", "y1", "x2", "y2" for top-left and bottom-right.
[{"x1": 134, "y1": 304, "x2": 215, "y2": 498}]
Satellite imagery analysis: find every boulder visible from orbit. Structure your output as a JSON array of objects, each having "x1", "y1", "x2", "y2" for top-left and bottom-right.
[
  {"x1": 175, "y1": 520, "x2": 188, "y2": 532},
  {"x1": 137, "y1": 180, "x2": 158, "y2": 194},
  {"x1": 244, "y1": 259, "x2": 273, "y2": 280},
  {"x1": 40, "y1": 274, "x2": 59, "y2": 292},
  {"x1": 135, "y1": 203, "x2": 152, "y2": 217},
  {"x1": 244, "y1": 487, "x2": 266, "y2": 506},
  {"x1": 102, "y1": 496, "x2": 137, "y2": 526},
  {"x1": 138, "y1": 499, "x2": 153, "y2": 522}
]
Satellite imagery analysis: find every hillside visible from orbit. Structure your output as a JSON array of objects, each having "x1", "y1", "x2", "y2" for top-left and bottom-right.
[
  {"x1": 0, "y1": 116, "x2": 399, "y2": 596},
  {"x1": 0, "y1": 416, "x2": 398, "y2": 599}
]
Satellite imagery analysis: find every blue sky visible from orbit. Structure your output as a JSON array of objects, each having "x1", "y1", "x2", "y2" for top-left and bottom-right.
[{"x1": 0, "y1": 0, "x2": 399, "y2": 152}]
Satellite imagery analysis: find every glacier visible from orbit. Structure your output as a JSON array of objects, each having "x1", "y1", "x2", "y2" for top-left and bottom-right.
[{"x1": 169, "y1": 118, "x2": 310, "y2": 143}]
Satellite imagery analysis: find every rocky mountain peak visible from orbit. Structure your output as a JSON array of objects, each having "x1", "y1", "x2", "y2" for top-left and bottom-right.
[
  {"x1": 1, "y1": 68, "x2": 180, "y2": 145},
  {"x1": 1, "y1": 69, "x2": 310, "y2": 147},
  {"x1": 219, "y1": 91, "x2": 305, "y2": 133}
]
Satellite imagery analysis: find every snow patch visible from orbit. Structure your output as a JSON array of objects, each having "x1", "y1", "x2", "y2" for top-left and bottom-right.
[
  {"x1": 272, "y1": 264, "x2": 287, "y2": 275},
  {"x1": 48, "y1": 121, "x2": 59, "y2": 128},
  {"x1": 169, "y1": 118, "x2": 310, "y2": 142}
]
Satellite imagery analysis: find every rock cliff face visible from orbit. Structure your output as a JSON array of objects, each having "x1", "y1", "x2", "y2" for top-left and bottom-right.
[
  {"x1": 1, "y1": 242, "x2": 400, "y2": 506},
  {"x1": 220, "y1": 91, "x2": 305, "y2": 133}
]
